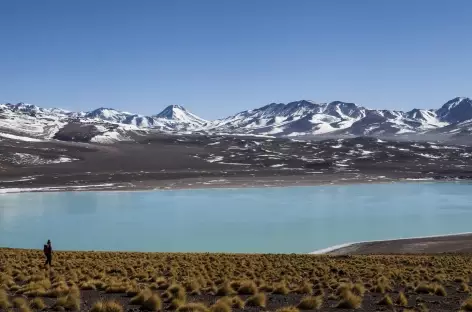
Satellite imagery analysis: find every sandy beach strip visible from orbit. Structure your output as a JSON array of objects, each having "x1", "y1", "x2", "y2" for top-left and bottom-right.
[{"x1": 311, "y1": 232, "x2": 472, "y2": 255}]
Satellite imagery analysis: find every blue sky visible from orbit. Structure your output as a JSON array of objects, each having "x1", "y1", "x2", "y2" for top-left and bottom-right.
[{"x1": 1, "y1": 0, "x2": 471, "y2": 119}]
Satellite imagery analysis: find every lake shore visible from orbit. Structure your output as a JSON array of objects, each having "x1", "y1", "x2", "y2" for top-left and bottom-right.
[
  {"x1": 312, "y1": 232, "x2": 472, "y2": 255},
  {"x1": 0, "y1": 174, "x2": 455, "y2": 194}
]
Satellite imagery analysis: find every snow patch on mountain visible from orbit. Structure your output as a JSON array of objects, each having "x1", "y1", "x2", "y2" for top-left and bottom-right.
[
  {"x1": 0, "y1": 132, "x2": 43, "y2": 142},
  {"x1": 1, "y1": 97, "x2": 472, "y2": 142}
]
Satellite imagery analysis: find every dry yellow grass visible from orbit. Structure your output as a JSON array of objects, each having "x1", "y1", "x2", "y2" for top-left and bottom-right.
[
  {"x1": 238, "y1": 280, "x2": 258, "y2": 295},
  {"x1": 177, "y1": 302, "x2": 209, "y2": 312},
  {"x1": 0, "y1": 289, "x2": 11, "y2": 309},
  {"x1": 246, "y1": 292, "x2": 266, "y2": 308},
  {"x1": 142, "y1": 293, "x2": 162, "y2": 311},
  {"x1": 377, "y1": 294, "x2": 393, "y2": 306},
  {"x1": 91, "y1": 300, "x2": 124, "y2": 312},
  {"x1": 273, "y1": 281, "x2": 290, "y2": 295},
  {"x1": 462, "y1": 298, "x2": 472, "y2": 311},
  {"x1": 2, "y1": 249, "x2": 472, "y2": 311},
  {"x1": 336, "y1": 290, "x2": 362, "y2": 309},
  {"x1": 12, "y1": 297, "x2": 29, "y2": 308},
  {"x1": 230, "y1": 296, "x2": 245, "y2": 309},
  {"x1": 210, "y1": 299, "x2": 231, "y2": 312},
  {"x1": 130, "y1": 289, "x2": 152, "y2": 305},
  {"x1": 30, "y1": 297, "x2": 47, "y2": 309},
  {"x1": 215, "y1": 281, "x2": 236, "y2": 296},
  {"x1": 297, "y1": 296, "x2": 322, "y2": 310},
  {"x1": 396, "y1": 291, "x2": 408, "y2": 306}
]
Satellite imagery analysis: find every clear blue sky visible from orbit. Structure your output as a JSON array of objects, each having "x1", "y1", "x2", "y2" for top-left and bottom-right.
[{"x1": 1, "y1": 0, "x2": 471, "y2": 119}]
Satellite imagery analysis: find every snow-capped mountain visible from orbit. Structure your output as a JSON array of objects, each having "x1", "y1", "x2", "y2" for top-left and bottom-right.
[
  {"x1": 206, "y1": 99, "x2": 454, "y2": 137},
  {"x1": 436, "y1": 97, "x2": 472, "y2": 124},
  {"x1": 1, "y1": 97, "x2": 472, "y2": 143},
  {"x1": 207, "y1": 100, "x2": 368, "y2": 136},
  {"x1": 83, "y1": 107, "x2": 134, "y2": 123},
  {"x1": 154, "y1": 105, "x2": 207, "y2": 125}
]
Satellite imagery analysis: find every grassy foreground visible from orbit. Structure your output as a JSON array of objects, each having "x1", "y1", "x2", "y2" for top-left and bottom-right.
[{"x1": 2, "y1": 249, "x2": 472, "y2": 311}]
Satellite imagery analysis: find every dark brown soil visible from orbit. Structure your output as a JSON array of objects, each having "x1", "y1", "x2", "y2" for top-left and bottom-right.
[
  {"x1": 4, "y1": 282, "x2": 472, "y2": 312},
  {"x1": 1, "y1": 135, "x2": 472, "y2": 191}
]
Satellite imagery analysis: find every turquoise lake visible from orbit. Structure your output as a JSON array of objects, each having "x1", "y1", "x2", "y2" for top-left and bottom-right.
[{"x1": 1, "y1": 182, "x2": 471, "y2": 253}]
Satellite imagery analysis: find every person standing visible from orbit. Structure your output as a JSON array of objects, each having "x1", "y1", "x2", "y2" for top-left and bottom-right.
[{"x1": 44, "y1": 240, "x2": 52, "y2": 268}]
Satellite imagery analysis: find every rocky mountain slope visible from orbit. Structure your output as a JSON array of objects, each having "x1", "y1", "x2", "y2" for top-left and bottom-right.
[{"x1": 0, "y1": 97, "x2": 471, "y2": 143}]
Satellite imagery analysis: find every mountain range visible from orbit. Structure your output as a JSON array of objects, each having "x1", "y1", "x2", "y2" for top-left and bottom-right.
[{"x1": 1, "y1": 97, "x2": 471, "y2": 143}]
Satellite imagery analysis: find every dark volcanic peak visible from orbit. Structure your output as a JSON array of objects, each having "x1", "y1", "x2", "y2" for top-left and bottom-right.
[
  {"x1": 250, "y1": 100, "x2": 323, "y2": 117},
  {"x1": 436, "y1": 97, "x2": 472, "y2": 123}
]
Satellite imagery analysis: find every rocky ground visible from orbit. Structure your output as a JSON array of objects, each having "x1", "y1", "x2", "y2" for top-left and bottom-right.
[{"x1": 1, "y1": 134, "x2": 472, "y2": 192}]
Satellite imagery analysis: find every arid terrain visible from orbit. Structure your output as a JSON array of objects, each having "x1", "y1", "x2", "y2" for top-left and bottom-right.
[
  {"x1": 325, "y1": 233, "x2": 472, "y2": 256},
  {"x1": 1, "y1": 134, "x2": 472, "y2": 192},
  {"x1": 2, "y1": 249, "x2": 472, "y2": 312}
]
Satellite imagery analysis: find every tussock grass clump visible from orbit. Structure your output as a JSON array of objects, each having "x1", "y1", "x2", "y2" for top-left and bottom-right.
[
  {"x1": 273, "y1": 282, "x2": 290, "y2": 295},
  {"x1": 185, "y1": 280, "x2": 201, "y2": 293},
  {"x1": 54, "y1": 296, "x2": 68, "y2": 309},
  {"x1": 0, "y1": 289, "x2": 11, "y2": 309},
  {"x1": 396, "y1": 292, "x2": 408, "y2": 306},
  {"x1": 415, "y1": 282, "x2": 434, "y2": 294},
  {"x1": 455, "y1": 277, "x2": 469, "y2": 283},
  {"x1": 238, "y1": 280, "x2": 258, "y2": 295},
  {"x1": 352, "y1": 283, "x2": 365, "y2": 297},
  {"x1": 168, "y1": 284, "x2": 186, "y2": 300},
  {"x1": 169, "y1": 298, "x2": 186, "y2": 310},
  {"x1": 335, "y1": 283, "x2": 352, "y2": 297},
  {"x1": 276, "y1": 306, "x2": 299, "y2": 312},
  {"x1": 105, "y1": 282, "x2": 128, "y2": 294},
  {"x1": 434, "y1": 284, "x2": 447, "y2": 296},
  {"x1": 377, "y1": 294, "x2": 393, "y2": 306},
  {"x1": 80, "y1": 280, "x2": 97, "y2": 290},
  {"x1": 335, "y1": 290, "x2": 362, "y2": 309},
  {"x1": 20, "y1": 304, "x2": 33, "y2": 312},
  {"x1": 373, "y1": 283, "x2": 386, "y2": 294},
  {"x1": 215, "y1": 297, "x2": 232, "y2": 305},
  {"x1": 142, "y1": 294, "x2": 162, "y2": 311},
  {"x1": 246, "y1": 293, "x2": 266, "y2": 308},
  {"x1": 47, "y1": 284, "x2": 70, "y2": 298},
  {"x1": 125, "y1": 286, "x2": 140, "y2": 297},
  {"x1": 230, "y1": 296, "x2": 245, "y2": 309},
  {"x1": 130, "y1": 289, "x2": 152, "y2": 305},
  {"x1": 13, "y1": 298, "x2": 32, "y2": 312},
  {"x1": 216, "y1": 281, "x2": 236, "y2": 296},
  {"x1": 21, "y1": 279, "x2": 51, "y2": 297},
  {"x1": 293, "y1": 282, "x2": 313, "y2": 295},
  {"x1": 210, "y1": 300, "x2": 231, "y2": 312},
  {"x1": 372, "y1": 277, "x2": 392, "y2": 294},
  {"x1": 90, "y1": 300, "x2": 124, "y2": 312},
  {"x1": 30, "y1": 297, "x2": 47, "y2": 310},
  {"x1": 297, "y1": 296, "x2": 322, "y2": 310},
  {"x1": 459, "y1": 282, "x2": 470, "y2": 293},
  {"x1": 55, "y1": 293, "x2": 81, "y2": 311},
  {"x1": 461, "y1": 297, "x2": 472, "y2": 311},
  {"x1": 13, "y1": 297, "x2": 29, "y2": 308},
  {"x1": 418, "y1": 302, "x2": 429, "y2": 312},
  {"x1": 176, "y1": 302, "x2": 209, "y2": 312}
]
